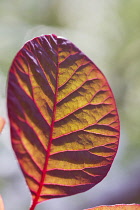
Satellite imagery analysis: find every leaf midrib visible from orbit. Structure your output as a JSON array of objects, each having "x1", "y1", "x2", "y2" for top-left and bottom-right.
[{"x1": 30, "y1": 35, "x2": 59, "y2": 209}]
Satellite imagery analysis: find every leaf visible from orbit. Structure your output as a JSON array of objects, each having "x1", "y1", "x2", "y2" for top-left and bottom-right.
[
  {"x1": 0, "y1": 117, "x2": 5, "y2": 133},
  {"x1": 7, "y1": 34, "x2": 120, "y2": 209},
  {"x1": 0, "y1": 195, "x2": 5, "y2": 210},
  {"x1": 85, "y1": 204, "x2": 140, "y2": 210}
]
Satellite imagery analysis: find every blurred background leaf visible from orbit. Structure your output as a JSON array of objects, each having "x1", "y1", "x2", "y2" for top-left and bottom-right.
[{"x1": 0, "y1": 0, "x2": 140, "y2": 210}]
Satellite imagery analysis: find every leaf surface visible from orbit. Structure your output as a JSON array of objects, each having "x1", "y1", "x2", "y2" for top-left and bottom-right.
[
  {"x1": 86, "y1": 204, "x2": 140, "y2": 210},
  {"x1": 7, "y1": 34, "x2": 120, "y2": 209}
]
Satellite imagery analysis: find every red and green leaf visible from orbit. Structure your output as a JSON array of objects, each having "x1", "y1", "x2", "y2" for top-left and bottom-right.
[
  {"x1": 7, "y1": 34, "x2": 120, "y2": 209},
  {"x1": 86, "y1": 204, "x2": 140, "y2": 210}
]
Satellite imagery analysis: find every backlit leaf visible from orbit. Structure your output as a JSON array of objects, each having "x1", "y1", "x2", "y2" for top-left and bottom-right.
[
  {"x1": 85, "y1": 204, "x2": 140, "y2": 210},
  {"x1": 7, "y1": 34, "x2": 120, "y2": 209}
]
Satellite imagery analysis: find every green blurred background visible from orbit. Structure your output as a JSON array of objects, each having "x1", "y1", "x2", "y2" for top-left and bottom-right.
[{"x1": 0, "y1": 0, "x2": 140, "y2": 209}]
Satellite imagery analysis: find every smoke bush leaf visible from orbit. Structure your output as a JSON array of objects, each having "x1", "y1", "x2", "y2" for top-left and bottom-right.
[{"x1": 7, "y1": 34, "x2": 120, "y2": 209}]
